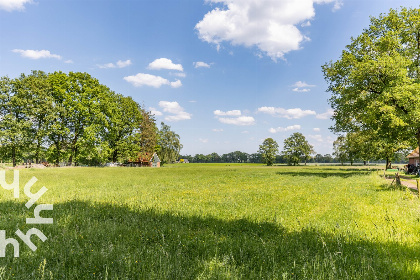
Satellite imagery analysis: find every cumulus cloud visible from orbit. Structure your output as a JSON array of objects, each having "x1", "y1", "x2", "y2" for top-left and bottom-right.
[
  {"x1": 213, "y1": 109, "x2": 241, "y2": 116},
  {"x1": 313, "y1": 127, "x2": 321, "y2": 132},
  {"x1": 0, "y1": 0, "x2": 32, "y2": 11},
  {"x1": 149, "y1": 107, "x2": 163, "y2": 116},
  {"x1": 12, "y1": 49, "x2": 61, "y2": 60},
  {"x1": 148, "y1": 58, "x2": 183, "y2": 71},
  {"x1": 195, "y1": 0, "x2": 341, "y2": 60},
  {"x1": 218, "y1": 116, "x2": 255, "y2": 126},
  {"x1": 199, "y1": 138, "x2": 209, "y2": 143},
  {"x1": 171, "y1": 72, "x2": 187, "y2": 78},
  {"x1": 308, "y1": 134, "x2": 323, "y2": 142},
  {"x1": 292, "y1": 81, "x2": 315, "y2": 92},
  {"x1": 213, "y1": 128, "x2": 224, "y2": 132},
  {"x1": 194, "y1": 61, "x2": 211, "y2": 68},
  {"x1": 124, "y1": 73, "x2": 181, "y2": 88},
  {"x1": 316, "y1": 109, "x2": 334, "y2": 119},
  {"x1": 98, "y1": 59, "x2": 132, "y2": 69},
  {"x1": 269, "y1": 125, "x2": 301, "y2": 133},
  {"x1": 159, "y1": 101, "x2": 191, "y2": 121},
  {"x1": 170, "y1": 80, "x2": 182, "y2": 88},
  {"x1": 258, "y1": 106, "x2": 316, "y2": 119}
]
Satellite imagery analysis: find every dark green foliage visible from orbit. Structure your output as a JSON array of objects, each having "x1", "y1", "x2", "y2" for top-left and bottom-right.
[
  {"x1": 0, "y1": 71, "x2": 168, "y2": 166},
  {"x1": 258, "y1": 138, "x2": 279, "y2": 166},
  {"x1": 282, "y1": 132, "x2": 315, "y2": 166}
]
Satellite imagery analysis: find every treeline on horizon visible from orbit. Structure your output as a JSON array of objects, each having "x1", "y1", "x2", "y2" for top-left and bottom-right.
[
  {"x1": 0, "y1": 70, "x2": 182, "y2": 167},
  {"x1": 179, "y1": 151, "x2": 409, "y2": 165}
]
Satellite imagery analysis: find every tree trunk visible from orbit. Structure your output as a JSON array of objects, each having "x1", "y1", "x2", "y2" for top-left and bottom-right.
[
  {"x1": 386, "y1": 157, "x2": 391, "y2": 170},
  {"x1": 55, "y1": 141, "x2": 60, "y2": 166},
  {"x1": 417, "y1": 128, "x2": 420, "y2": 154},
  {"x1": 112, "y1": 149, "x2": 118, "y2": 162},
  {"x1": 363, "y1": 161, "x2": 367, "y2": 166},
  {"x1": 12, "y1": 146, "x2": 16, "y2": 167}
]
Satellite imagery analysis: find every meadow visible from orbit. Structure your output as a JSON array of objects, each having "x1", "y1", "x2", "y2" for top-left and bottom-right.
[{"x1": 0, "y1": 164, "x2": 419, "y2": 279}]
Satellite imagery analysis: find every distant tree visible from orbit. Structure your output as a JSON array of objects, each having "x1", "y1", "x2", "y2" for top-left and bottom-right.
[
  {"x1": 138, "y1": 108, "x2": 158, "y2": 159},
  {"x1": 333, "y1": 136, "x2": 347, "y2": 165},
  {"x1": 258, "y1": 138, "x2": 279, "y2": 166},
  {"x1": 249, "y1": 153, "x2": 262, "y2": 163},
  {"x1": 193, "y1": 154, "x2": 206, "y2": 163},
  {"x1": 315, "y1": 154, "x2": 324, "y2": 163},
  {"x1": 282, "y1": 133, "x2": 314, "y2": 166},
  {"x1": 208, "y1": 152, "x2": 221, "y2": 163},
  {"x1": 157, "y1": 122, "x2": 183, "y2": 165},
  {"x1": 323, "y1": 154, "x2": 333, "y2": 164}
]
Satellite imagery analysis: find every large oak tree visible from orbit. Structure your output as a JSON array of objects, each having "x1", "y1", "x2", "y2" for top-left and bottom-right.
[{"x1": 322, "y1": 8, "x2": 420, "y2": 166}]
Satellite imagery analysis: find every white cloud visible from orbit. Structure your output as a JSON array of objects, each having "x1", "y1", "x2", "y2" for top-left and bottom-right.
[
  {"x1": 313, "y1": 127, "x2": 321, "y2": 132},
  {"x1": 64, "y1": 60, "x2": 74, "y2": 64},
  {"x1": 199, "y1": 138, "x2": 209, "y2": 143},
  {"x1": 98, "y1": 59, "x2": 131, "y2": 69},
  {"x1": 170, "y1": 80, "x2": 182, "y2": 88},
  {"x1": 301, "y1": 21, "x2": 311, "y2": 27},
  {"x1": 218, "y1": 116, "x2": 255, "y2": 126},
  {"x1": 158, "y1": 101, "x2": 192, "y2": 121},
  {"x1": 116, "y1": 59, "x2": 132, "y2": 68},
  {"x1": 292, "y1": 81, "x2": 315, "y2": 92},
  {"x1": 308, "y1": 134, "x2": 323, "y2": 142},
  {"x1": 213, "y1": 128, "x2": 224, "y2": 132},
  {"x1": 316, "y1": 109, "x2": 334, "y2": 119},
  {"x1": 195, "y1": 0, "x2": 341, "y2": 61},
  {"x1": 171, "y1": 72, "x2": 187, "y2": 78},
  {"x1": 12, "y1": 49, "x2": 61, "y2": 60},
  {"x1": 194, "y1": 61, "x2": 211, "y2": 68},
  {"x1": 293, "y1": 88, "x2": 311, "y2": 92},
  {"x1": 258, "y1": 106, "x2": 316, "y2": 119},
  {"x1": 213, "y1": 109, "x2": 241, "y2": 116},
  {"x1": 293, "y1": 81, "x2": 315, "y2": 88},
  {"x1": 0, "y1": 0, "x2": 32, "y2": 11},
  {"x1": 149, "y1": 107, "x2": 163, "y2": 116},
  {"x1": 148, "y1": 58, "x2": 183, "y2": 71},
  {"x1": 269, "y1": 125, "x2": 301, "y2": 133},
  {"x1": 124, "y1": 73, "x2": 181, "y2": 88},
  {"x1": 98, "y1": 63, "x2": 116, "y2": 69}
]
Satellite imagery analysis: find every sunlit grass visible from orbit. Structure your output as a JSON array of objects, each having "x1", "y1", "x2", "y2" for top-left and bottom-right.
[{"x1": 0, "y1": 164, "x2": 419, "y2": 279}]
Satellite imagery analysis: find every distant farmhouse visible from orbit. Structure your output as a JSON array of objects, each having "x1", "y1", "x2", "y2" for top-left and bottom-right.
[
  {"x1": 407, "y1": 147, "x2": 419, "y2": 165},
  {"x1": 128, "y1": 152, "x2": 160, "y2": 167}
]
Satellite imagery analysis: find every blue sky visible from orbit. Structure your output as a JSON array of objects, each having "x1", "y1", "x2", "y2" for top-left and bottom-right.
[{"x1": 1, "y1": 0, "x2": 418, "y2": 156}]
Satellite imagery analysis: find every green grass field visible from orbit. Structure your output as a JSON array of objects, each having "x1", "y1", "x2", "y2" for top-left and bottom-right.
[{"x1": 0, "y1": 164, "x2": 419, "y2": 279}]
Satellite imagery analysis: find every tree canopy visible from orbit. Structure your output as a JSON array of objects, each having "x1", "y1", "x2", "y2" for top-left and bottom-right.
[
  {"x1": 0, "y1": 71, "x2": 170, "y2": 166},
  {"x1": 157, "y1": 122, "x2": 183, "y2": 165},
  {"x1": 258, "y1": 138, "x2": 279, "y2": 166},
  {"x1": 282, "y1": 133, "x2": 314, "y2": 166},
  {"x1": 322, "y1": 7, "x2": 420, "y2": 166}
]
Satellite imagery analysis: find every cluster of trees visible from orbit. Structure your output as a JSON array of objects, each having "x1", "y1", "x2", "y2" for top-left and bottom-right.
[
  {"x1": 181, "y1": 132, "x2": 316, "y2": 166},
  {"x1": 323, "y1": 7, "x2": 420, "y2": 169},
  {"x1": 0, "y1": 71, "x2": 182, "y2": 166},
  {"x1": 259, "y1": 133, "x2": 314, "y2": 166},
  {"x1": 180, "y1": 151, "x2": 260, "y2": 164}
]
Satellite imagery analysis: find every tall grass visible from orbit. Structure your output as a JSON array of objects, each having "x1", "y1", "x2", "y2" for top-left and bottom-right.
[{"x1": 0, "y1": 164, "x2": 419, "y2": 279}]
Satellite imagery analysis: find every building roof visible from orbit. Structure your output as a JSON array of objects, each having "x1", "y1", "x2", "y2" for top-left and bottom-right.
[{"x1": 407, "y1": 147, "x2": 419, "y2": 159}]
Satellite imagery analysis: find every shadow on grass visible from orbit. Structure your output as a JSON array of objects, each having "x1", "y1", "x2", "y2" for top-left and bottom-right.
[
  {"x1": 377, "y1": 182, "x2": 419, "y2": 196},
  {"x1": 0, "y1": 200, "x2": 419, "y2": 279},
  {"x1": 276, "y1": 168, "x2": 373, "y2": 178}
]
